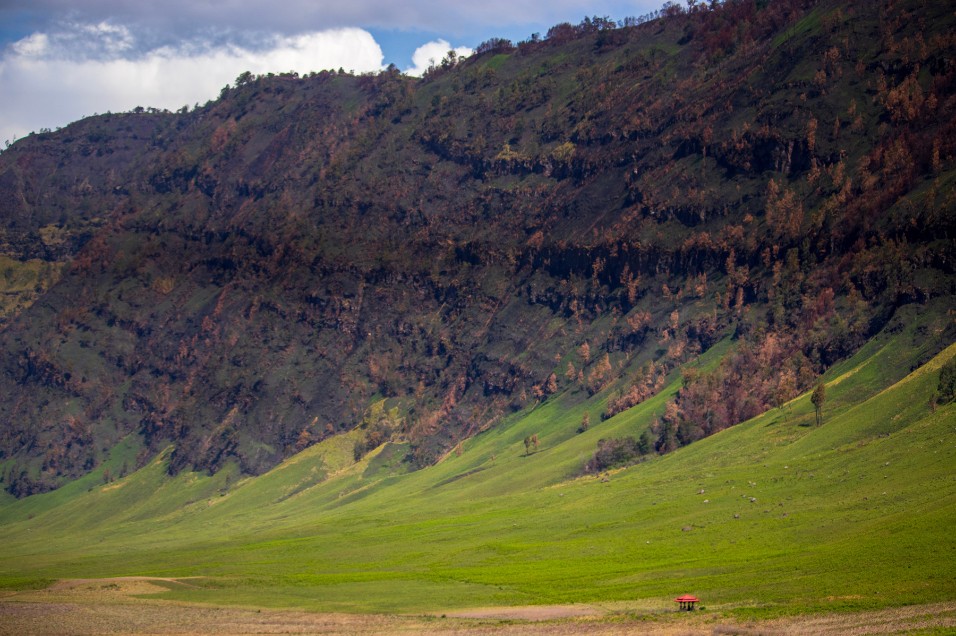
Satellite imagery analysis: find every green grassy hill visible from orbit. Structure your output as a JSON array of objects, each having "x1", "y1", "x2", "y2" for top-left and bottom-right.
[{"x1": 1, "y1": 301, "x2": 953, "y2": 619}]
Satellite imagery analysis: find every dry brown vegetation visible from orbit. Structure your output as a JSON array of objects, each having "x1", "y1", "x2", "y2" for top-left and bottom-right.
[
  {"x1": 1, "y1": 578, "x2": 953, "y2": 635},
  {"x1": 2, "y1": 0, "x2": 955, "y2": 493}
]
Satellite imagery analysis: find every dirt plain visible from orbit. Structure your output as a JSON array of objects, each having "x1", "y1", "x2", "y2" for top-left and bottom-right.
[{"x1": 1, "y1": 578, "x2": 954, "y2": 635}]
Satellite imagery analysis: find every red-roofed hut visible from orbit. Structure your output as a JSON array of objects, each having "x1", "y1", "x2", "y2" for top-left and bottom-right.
[{"x1": 674, "y1": 594, "x2": 699, "y2": 611}]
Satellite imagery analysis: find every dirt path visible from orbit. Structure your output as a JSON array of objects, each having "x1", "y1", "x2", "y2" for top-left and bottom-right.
[
  {"x1": 443, "y1": 604, "x2": 607, "y2": 620},
  {"x1": 758, "y1": 601, "x2": 956, "y2": 635},
  {"x1": 441, "y1": 600, "x2": 956, "y2": 634},
  {"x1": 47, "y1": 576, "x2": 201, "y2": 591},
  {"x1": 1, "y1": 578, "x2": 953, "y2": 635}
]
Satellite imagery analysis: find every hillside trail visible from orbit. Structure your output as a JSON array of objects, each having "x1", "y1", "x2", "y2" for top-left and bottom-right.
[{"x1": 0, "y1": 578, "x2": 953, "y2": 634}]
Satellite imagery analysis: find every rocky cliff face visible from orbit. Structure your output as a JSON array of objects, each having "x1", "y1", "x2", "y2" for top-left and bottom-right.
[{"x1": 1, "y1": 0, "x2": 954, "y2": 495}]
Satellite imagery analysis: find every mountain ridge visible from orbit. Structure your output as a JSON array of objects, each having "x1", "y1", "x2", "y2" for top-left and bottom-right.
[{"x1": 0, "y1": 0, "x2": 954, "y2": 495}]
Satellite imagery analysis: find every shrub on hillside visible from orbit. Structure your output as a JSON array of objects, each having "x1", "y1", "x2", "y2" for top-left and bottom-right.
[
  {"x1": 937, "y1": 357, "x2": 956, "y2": 405},
  {"x1": 585, "y1": 431, "x2": 654, "y2": 473}
]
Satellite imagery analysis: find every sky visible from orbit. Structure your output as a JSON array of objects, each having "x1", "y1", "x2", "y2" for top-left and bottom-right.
[{"x1": 0, "y1": 0, "x2": 665, "y2": 145}]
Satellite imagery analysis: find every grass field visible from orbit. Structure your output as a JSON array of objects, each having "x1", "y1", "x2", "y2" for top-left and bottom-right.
[{"x1": 0, "y1": 303, "x2": 954, "y2": 630}]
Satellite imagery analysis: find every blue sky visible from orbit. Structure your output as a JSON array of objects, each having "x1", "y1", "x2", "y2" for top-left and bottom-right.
[{"x1": 0, "y1": 1, "x2": 666, "y2": 144}]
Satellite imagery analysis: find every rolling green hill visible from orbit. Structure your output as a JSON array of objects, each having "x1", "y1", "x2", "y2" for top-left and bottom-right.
[{"x1": 1, "y1": 300, "x2": 952, "y2": 619}]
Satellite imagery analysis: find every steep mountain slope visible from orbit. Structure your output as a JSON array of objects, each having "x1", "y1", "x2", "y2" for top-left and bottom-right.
[
  {"x1": 0, "y1": 306, "x2": 952, "y2": 618},
  {"x1": 0, "y1": 0, "x2": 954, "y2": 495}
]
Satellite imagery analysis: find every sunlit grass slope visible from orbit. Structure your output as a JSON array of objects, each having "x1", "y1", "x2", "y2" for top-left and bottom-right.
[{"x1": 0, "y1": 304, "x2": 954, "y2": 617}]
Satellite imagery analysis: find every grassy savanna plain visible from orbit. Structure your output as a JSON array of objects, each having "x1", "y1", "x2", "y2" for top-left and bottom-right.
[{"x1": 1, "y1": 304, "x2": 955, "y2": 633}]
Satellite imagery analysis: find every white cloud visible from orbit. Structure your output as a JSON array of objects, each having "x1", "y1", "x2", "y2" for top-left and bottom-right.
[
  {"x1": 405, "y1": 39, "x2": 472, "y2": 77},
  {"x1": 74, "y1": 21, "x2": 135, "y2": 56},
  {"x1": 3, "y1": 1, "x2": 664, "y2": 40},
  {"x1": 0, "y1": 25, "x2": 385, "y2": 144},
  {"x1": 11, "y1": 33, "x2": 50, "y2": 57}
]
